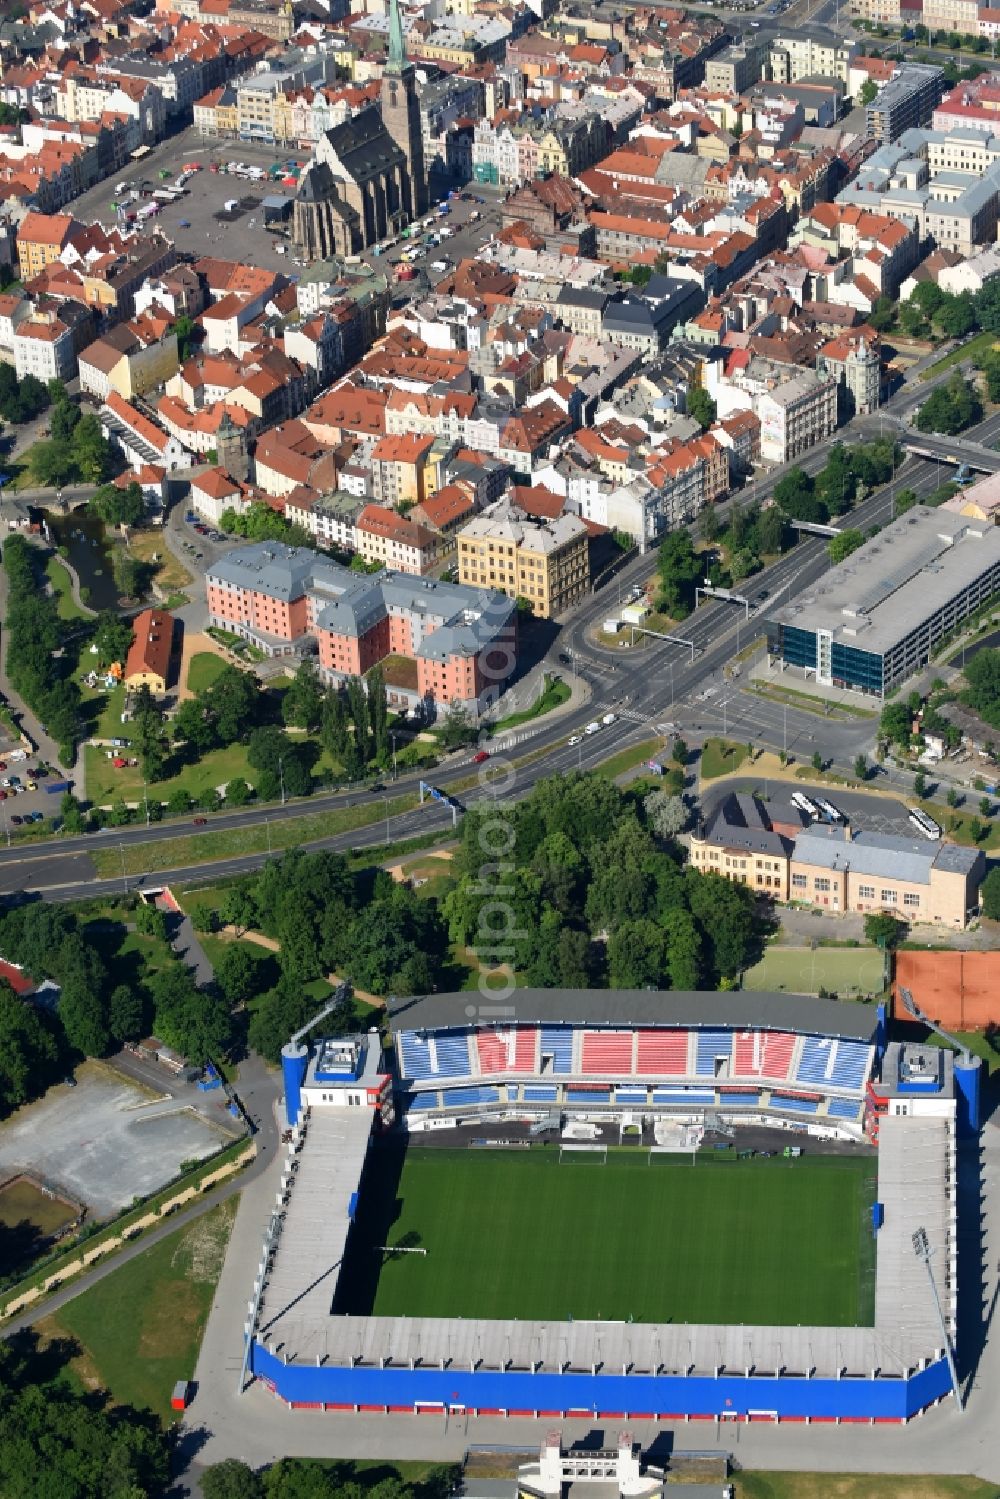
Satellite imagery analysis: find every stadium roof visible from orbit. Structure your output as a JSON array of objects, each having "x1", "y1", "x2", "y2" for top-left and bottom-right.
[{"x1": 385, "y1": 990, "x2": 878, "y2": 1041}]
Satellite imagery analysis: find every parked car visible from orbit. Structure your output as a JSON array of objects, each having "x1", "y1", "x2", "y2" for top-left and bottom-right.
[
  {"x1": 193, "y1": 816, "x2": 207, "y2": 825},
  {"x1": 9, "y1": 815, "x2": 21, "y2": 825},
  {"x1": 472, "y1": 750, "x2": 490, "y2": 764}
]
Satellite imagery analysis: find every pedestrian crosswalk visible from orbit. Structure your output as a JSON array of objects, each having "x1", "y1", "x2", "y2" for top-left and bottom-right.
[{"x1": 596, "y1": 705, "x2": 649, "y2": 725}]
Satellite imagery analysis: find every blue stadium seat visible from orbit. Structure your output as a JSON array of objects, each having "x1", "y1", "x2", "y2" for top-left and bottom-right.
[
  {"x1": 441, "y1": 1086, "x2": 500, "y2": 1107},
  {"x1": 694, "y1": 1030, "x2": 733, "y2": 1076},
  {"x1": 406, "y1": 1091, "x2": 439, "y2": 1111},
  {"x1": 398, "y1": 1032, "x2": 434, "y2": 1079},
  {"x1": 827, "y1": 1042, "x2": 871, "y2": 1090},
  {"x1": 615, "y1": 1088, "x2": 647, "y2": 1102},
  {"x1": 652, "y1": 1088, "x2": 716, "y2": 1104},
  {"x1": 522, "y1": 1086, "x2": 558, "y2": 1102},
  {"x1": 770, "y1": 1095, "x2": 820, "y2": 1114},
  {"x1": 540, "y1": 1026, "x2": 574, "y2": 1075},
  {"x1": 434, "y1": 1032, "x2": 472, "y2": 1077},
  {"x1": 566, "y1": 1087, "x2": 611, "y2": 1103},
  {"x1": 827, "y1": 1096, "x2": 862, "y2": 1121},
  {"x1": 795, "y1": 1036, "x2": 833, "y2": 1086}
]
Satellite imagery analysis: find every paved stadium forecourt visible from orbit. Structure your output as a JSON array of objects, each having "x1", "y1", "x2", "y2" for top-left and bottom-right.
[{"x1": 248, "y1": 990, "x2": 961, "y2": 1424}]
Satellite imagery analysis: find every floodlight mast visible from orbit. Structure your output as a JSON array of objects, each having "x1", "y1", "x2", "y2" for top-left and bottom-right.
[
  {"x1": 288, "y1": 982, "x2": 352, "y2": 1047},
  {"x1": 899, "y1": 987, "x2": 974, "y2": 1068},
  {"x1": 912, "y1": 1227, "x2": 964, "y2": 1412}
]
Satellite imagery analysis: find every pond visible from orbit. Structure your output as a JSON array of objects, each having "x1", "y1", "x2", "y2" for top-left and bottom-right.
[{"x1": 43, "y1": 510, "x2": 121, "y2": 613}]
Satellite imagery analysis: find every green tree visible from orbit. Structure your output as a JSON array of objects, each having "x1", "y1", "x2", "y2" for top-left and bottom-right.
[
  {"x1": 225, "y1": 775, "x2": 252, "y2": 806},
  {"x1": 756, "y1": 504, "x2": 786, "y2": 555},
  {"x1": 981, "y1": 865, "x2": 1000, "y2": 919},
  {"x1": 58, "y1": 977, "x2": 111, "y2": 1057},
  {"x1": 947, "y1": 786, "x2": 960, "y2": 808},
  {"x1": 858, "y1": 78, "x2": 878, "y2": 105},
  {"x1": 643, "y1": 788, "x2": 687, "y2": 839},
  {"x1": 0, "y1": 980, "x2": 58, "y2": 1113},
  {"x1": 699, "y1": 504, "x2": 720, "y2": 543},
  {"x1": 282, "y1": 659, "x2": 322, "y2": 731},
  {"x1": 92, "y1": 609, "x2": 134, "y2": 666},
  {"x1": 31, "y1": 437, "x2": 77, "y2": 488},
  {"x1": 854, "y1": 754, "x2": 868, "y2": 780},
  {"x1": 134, "y1": 900, "x2": 168, "y2": 940},
  {"x1": 109, "y1": 982, "x2": 145, "y2": 1044},
  {"x1": 214, "y1": 943, "x2": 263, "y2": 1005},
  {"x1": 202, "y1": 1460, "x2": 264, "y2": 1499},
  {"x1": 687, "y1": 384, "x2": 716, "y2": 430},
  {"x1": 439, "y1": 702, "x2": 476, "y2": 750},
  {"x1": 773, "y1": 467, "x2": 826, "y2": 523},
  {"x1": 915, "y1": 373, "x2": 983, "y2": 435},
  {"x1": 812, "y1": 750, "x2": 823, "y2": 772},
  {"x1": 656, "y1": 529, "x2": 701, "y2": 617},
  {"x1": 173, "y1": 313, "x2": 197, "y2": 362},
  {"x1": 864, "y1": 911, "x2": 903, "y2": 947},
  {"x1": 607, "y1": 918, "x2": 667, "y2": 988},
  {"x1": 828, "y1": 528, "x2": 865, "y2": 564},
  {"x1": 979, "y1": 795, "x2": 992, "y2": 817},
  {"x1": 73, "y1": 413, "x2": 111, "y2": 482},
  {"x1": 934, "y1": 291, "x2": 976, "y2": 339},
  {"x1": 89, "y1": 481, "x2": 145, "y2": 529},
  {"x1": 914, "y1": 771, "x2": 927, "y2": 798}
]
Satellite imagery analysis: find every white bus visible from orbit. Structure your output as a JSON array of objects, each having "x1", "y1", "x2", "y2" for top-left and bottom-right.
[
  {"x1": 790, "y1": 791, "x2": 819, "y2": 819},
  {"x1": 814, "y1": 796, "x2": 844, "y2": 823},
  {"x1": 909, "y1": 807, "x2": 941, "y2": 841}
]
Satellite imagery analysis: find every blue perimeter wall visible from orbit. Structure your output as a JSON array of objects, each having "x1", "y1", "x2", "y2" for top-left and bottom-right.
[{"x1": 249, "y1": 1343, "x2": 952, "y2": 1420}]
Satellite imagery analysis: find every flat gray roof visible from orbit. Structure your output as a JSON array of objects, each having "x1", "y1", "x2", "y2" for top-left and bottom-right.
[
  {"x1": 386, "y1": 989, "x2": 878, "y2": 1040},
  {"x1": 793, "y1": 824, "x2": 982, "y2": 882},
  {"x1": 769, "y1": 506, "x2": 1000, "y2": 657}
]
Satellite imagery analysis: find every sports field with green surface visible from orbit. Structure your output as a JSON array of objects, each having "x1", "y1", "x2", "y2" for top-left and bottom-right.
[
  {"x1": 340, "y1": 1147, "x2": 876, "y2": 1326},
  {"x1": 743, "y1": 945, "x2": 887, "y2": 997}
]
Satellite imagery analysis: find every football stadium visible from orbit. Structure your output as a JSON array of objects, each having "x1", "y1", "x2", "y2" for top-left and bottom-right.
[{"x1": 245, "y1": 989, "x2": 975, "y2": 1425}]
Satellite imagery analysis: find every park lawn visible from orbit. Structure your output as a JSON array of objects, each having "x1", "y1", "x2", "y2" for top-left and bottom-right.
[
  {"x1": 184, "y1": 651, "x2": 228, "y2": 695},
  {"x1": 45, "y1": 556, "x2": 91, "y2": 622},
  {"x1": 594, "y1": 739, "x2": 661, "y2": 780},
  {"x1": 920, "y1": 330, "x2": 1000, "y2": 381},
  {"x1": 124, "y1": 528, "x2": 193, "y2": 594},
  {"x1": 747, "y1": 680, "x2": 877, "y2": 721},
  {"x1": 924, "y1": 1027, "x2": 1000, "y2": 1075},
  {"x1": 700, "y1": 737, "x2": 750, "y2": 780},
  {"x1": 42, "y1": 1200, "x2": 235, "y2": 1424},
  {"x1": 736, "y1": 1477, "x2": 998, "y2": 1499},
  {"x1": 494, "y1": 676, "x2": 571, "y2": 731},
  {"x1": 175, "y1": 881, "x2": 243, "y2": 930},
  {"x1": 743, "y1": 945, "x2": 887, "y2": 997},
  {"x1": 84, "y1": 740, "x2": 256, "y2": 805},
  {"x1": 341, "y1": 1148, "x2": 874, "y2": 1327},
  {"x1": 91, "y1": 792, "x2": 420, "y2": 877}
]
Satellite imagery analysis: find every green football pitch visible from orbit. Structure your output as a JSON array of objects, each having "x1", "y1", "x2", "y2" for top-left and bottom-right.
[{"x1": 339, "y1": 1147, "x2": 876, "y2": 1327}]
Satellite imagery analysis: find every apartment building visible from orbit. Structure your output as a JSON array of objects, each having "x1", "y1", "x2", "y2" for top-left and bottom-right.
[
  {"x1": 15, "y1": 210, "x2": 80, "y2": 279},
  {"x1": 355, "y1": 504, "x2": 439, "y2": 575},
  {"x1": 690, "y1": 793, "x2": 984, "y2": 928},
  {"x1": 866, "y1": 65, "x2": 945, "y2": 144},
  {"x1": 13, "y1": 313, "x2": 76, "y2": 383},
  {"x1": 768, "y1": 31, "x2": 855, "y2": 85},
  {"x1": 370, "y1": 431, "x2": 436, "y2": 510},
  {"x1": 205, "y1": 542, "x2": 517, "y2": 712},
  {"x1": 456, "y1": 499, "x2": 589, "y2": 619},
  {"x1": 757, "y1": 370, "x2": 837, "y2": 464}
]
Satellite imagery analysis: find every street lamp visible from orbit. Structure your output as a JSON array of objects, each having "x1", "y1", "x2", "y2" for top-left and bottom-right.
[
  {"x1": 391, "y1": 731, "x2": 398, "y2": 781},
  {"x1": 383, "y1": 794, "x2": 390, "y2": 846},
  {"x1": 278, "y1": 756, "x2": 286, "y2": 807},
  {"x1": 912, "y1": 1227, "x2": 963, "y2": 1412}
]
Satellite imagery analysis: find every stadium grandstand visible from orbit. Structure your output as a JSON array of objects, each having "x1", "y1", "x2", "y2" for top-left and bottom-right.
[
  {"x1": 392, "y1": 991, "x2": 879, "y2": 1139},
  {"x1": 245, "y1": 989, "x2": 973, "y2": 1425}
]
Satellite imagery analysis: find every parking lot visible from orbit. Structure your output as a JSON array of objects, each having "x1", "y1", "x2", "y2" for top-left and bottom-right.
[
  {"x1": 0, "y1": 750, "x2": 64, "y2": 836},
  {"x1": 68, "y1": 133, "x2": 299, "y2": 270},
  {"x1": 68, "y1": 125, "x2": 508, "y2": 285},
  {"x1": 0, "y1": 1060, "x2": 234, "y2": 1218}
]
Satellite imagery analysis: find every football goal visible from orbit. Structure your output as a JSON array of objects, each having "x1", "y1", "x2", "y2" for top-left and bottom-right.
[{"x1": 559, "y1": 1143, "x2": 608, "y2": 1164}]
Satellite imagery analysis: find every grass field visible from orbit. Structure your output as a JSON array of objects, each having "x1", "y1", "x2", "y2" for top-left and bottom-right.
[
  {"x1": 43, "y1": 1200, "x2": 235, "y2": 1423},
  {"x1": 735, "y1": 1477, "x2": 1000, "y2": 1499},
  {"x1": 340, "y1": 1147, "x2": 875, "y2": 1327},
  {"x1": 184, "y1": 651, "x2": 228, "y2": 695},
  {"x1": 45, "y1": 556, "x2": 92, "y2": 622},
  {"x1": 743, "y1": 945, "x2": 887, "y2": 997},
  {"x1": 919, "y1": 330, "x2": 1000, "y2": 381},
  {"x1": 700, "y1": 738, "x2": 750, "y2": 780}
]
